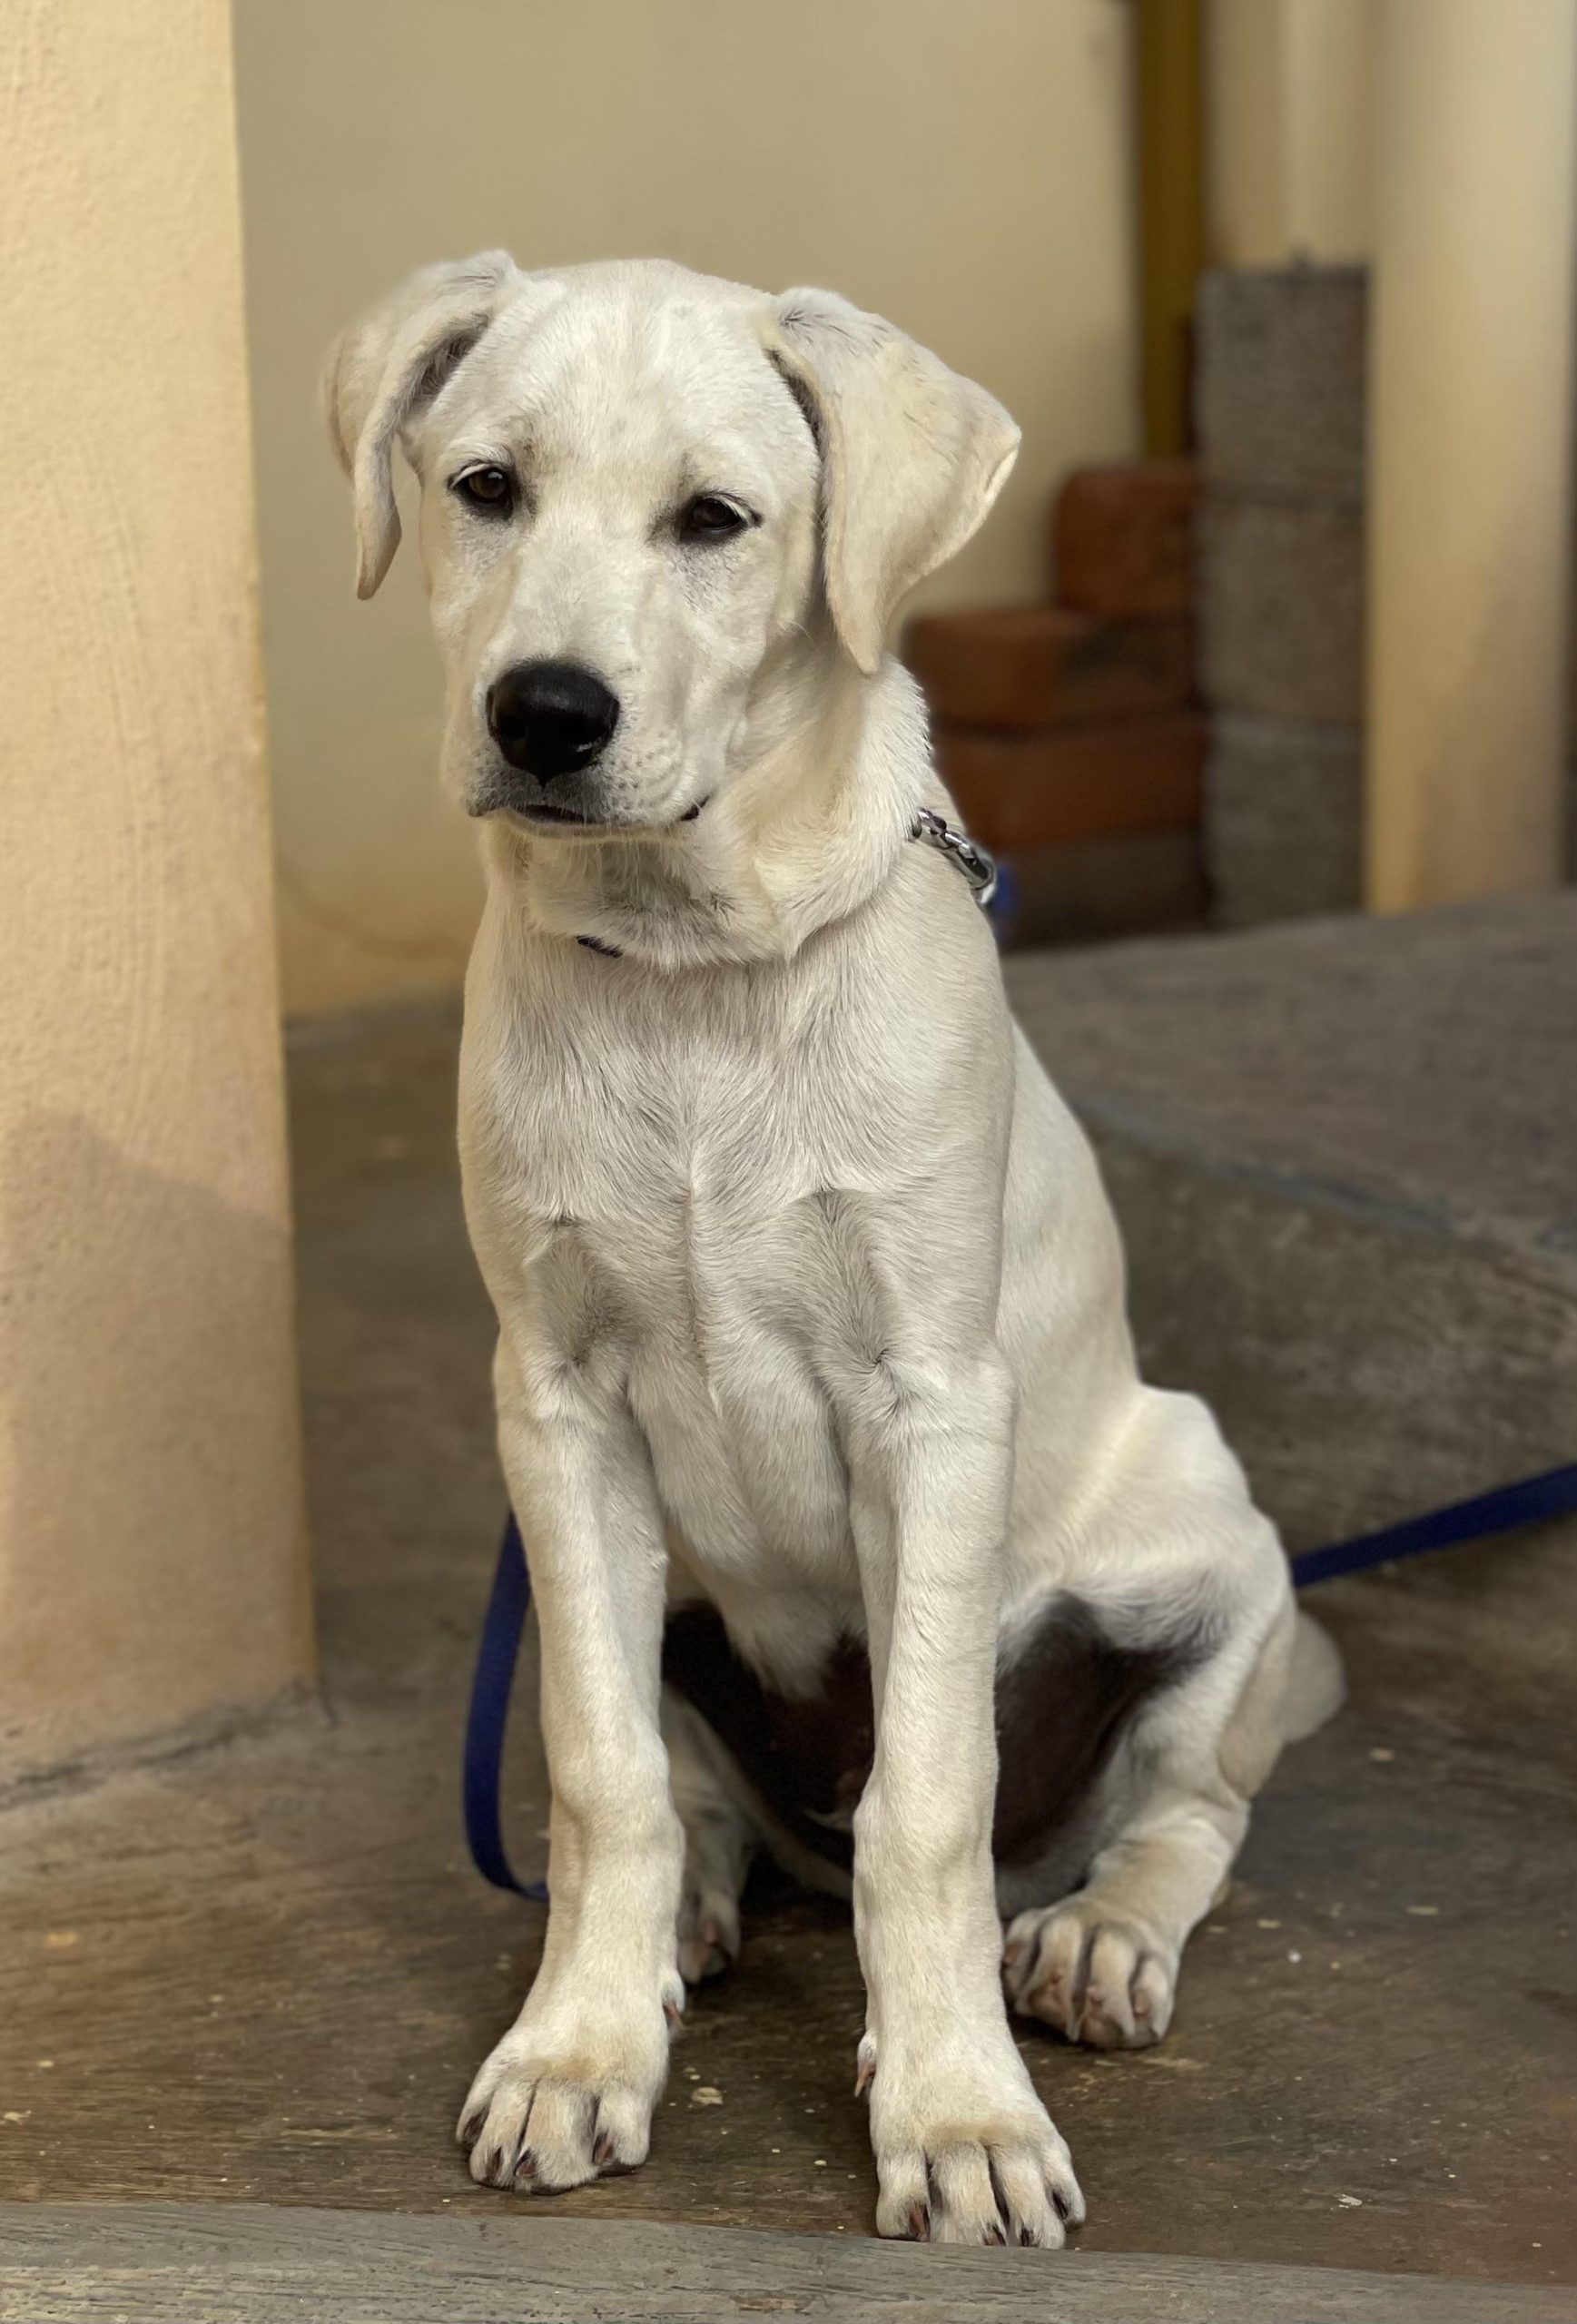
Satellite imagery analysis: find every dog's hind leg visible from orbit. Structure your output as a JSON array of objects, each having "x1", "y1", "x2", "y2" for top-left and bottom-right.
[
  {"x1": 1000, "y1": 1589, "x2": 1336, "y2": 2051},
  {"x1": 663, "y1": 1687, "x2": 760, "y2": 1985},
  {"x1": 1002, "y1": 1749, "x2": 1250, "y2": 2050}
]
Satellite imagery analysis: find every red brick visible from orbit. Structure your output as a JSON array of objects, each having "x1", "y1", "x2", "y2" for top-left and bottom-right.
[
  {"x1": 932, "y1": 714, "x2": 1205, "y2": 852},
  {"x1": 904, "y1": 606, "x2": 1192, "y2": 729},
  {"x1": 1052, "y1": 460, "x2": 1198, "y2": 618}
]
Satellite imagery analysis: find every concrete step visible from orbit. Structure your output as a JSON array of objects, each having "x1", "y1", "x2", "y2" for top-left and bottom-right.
[
  {"x1": 0, "y1": 2201, "x2": 1562, "y2": 2324},
  {"x1": 1005, "y1": 896, "x2": 1577, "y2": 1657}
]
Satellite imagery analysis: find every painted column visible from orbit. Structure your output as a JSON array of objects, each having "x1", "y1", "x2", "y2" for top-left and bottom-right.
[
  {"x1": 0, "y1": 0, "x2": 313, "y2": 1781},
  {"x1": 1366, "y1": 0, "x2": 1577, "y2": 909}
]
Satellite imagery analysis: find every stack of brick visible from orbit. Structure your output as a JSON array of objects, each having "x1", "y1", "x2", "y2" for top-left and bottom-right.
[
  {"x1": 1194, "y1": 268, "x2": 1367, "y2": 925},
  {"x1": 905, "y1": 463, "x2": 1207, "y2": 947}
]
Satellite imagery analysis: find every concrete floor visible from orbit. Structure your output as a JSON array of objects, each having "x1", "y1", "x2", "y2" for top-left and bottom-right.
[{"x1": 0, "y1": 996, "x2": 1572, "y2": 2290}]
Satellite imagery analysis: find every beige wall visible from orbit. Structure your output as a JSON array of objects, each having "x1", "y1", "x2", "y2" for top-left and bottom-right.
[
  {"x1": 0, "y1": 0, "x2": 312, "y2": 1782},
  {"x1": 234, "y1": 0, "x2": 1139, "y2": 1015}
]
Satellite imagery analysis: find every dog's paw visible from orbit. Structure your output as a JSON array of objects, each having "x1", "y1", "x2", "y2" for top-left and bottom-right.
[
  {"x1": 458, "y1": 1981, "x2": 680, "y2": 2193},
  {"x1": 1003, "y1": 1898, "x2": 1177, "y2": 2049},
  {"x1": 675, "y1": 1884, "x2": 740, "y2": 1986},
  {"x1": 862, "y1": 2031, "x2": 1083, "y2": 2247}
]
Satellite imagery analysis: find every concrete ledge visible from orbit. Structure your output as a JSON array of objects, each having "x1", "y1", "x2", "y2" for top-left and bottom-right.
[
  {"x1": 1005, "y1": 898, "x2": 1577, "y2": 1594},
  {"x1": 0, "y1": 2202, "x2": 1569, "y2": 2324}
]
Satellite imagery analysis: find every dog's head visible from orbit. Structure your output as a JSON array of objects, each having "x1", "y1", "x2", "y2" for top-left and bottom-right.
[{"x1": 325, "y1": 255, "x2": 1017, "y2": 834}]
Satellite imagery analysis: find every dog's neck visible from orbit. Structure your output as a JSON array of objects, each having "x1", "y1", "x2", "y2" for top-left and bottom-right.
[{"x1": 481, "y1": 647, "x2": 930, "y2": 972}]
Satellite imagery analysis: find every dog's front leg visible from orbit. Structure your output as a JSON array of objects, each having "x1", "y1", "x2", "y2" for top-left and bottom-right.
[
  {"x1": 458, "y1": 1334, "x2": 684, "y2": 2194},
  {"x1": 848, "y1": 1348, "x2": 1083, "y2": 2247}
]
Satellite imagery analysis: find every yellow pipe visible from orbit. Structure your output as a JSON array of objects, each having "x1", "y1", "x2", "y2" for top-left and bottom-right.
[{"x1": 1135, "y1": 0, "x2": 1205, "y2": 457}]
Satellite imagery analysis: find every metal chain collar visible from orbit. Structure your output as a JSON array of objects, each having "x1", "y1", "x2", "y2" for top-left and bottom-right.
[{"x1": 910, "y1": 807, "x2": 998, "y2": 909}]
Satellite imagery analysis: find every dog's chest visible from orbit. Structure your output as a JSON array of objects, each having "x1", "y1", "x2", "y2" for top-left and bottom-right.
[{"x1": 470, "y1": 986, "x2": 880, "y2": 1587}]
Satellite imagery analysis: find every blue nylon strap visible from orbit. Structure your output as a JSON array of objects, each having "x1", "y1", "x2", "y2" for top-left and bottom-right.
[
  {"x1": 465, "y1": 1462, "x2": 1577, "y2": 1897},
  {"x1": 462, "y1": 1510, "x2": 547, "y2": 1902},
  {"x1": 1287, "y1": 1462, "x2": 1577, "y2": 1589}
]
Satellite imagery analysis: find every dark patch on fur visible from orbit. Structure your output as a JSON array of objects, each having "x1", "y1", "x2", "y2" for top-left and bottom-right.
[
  {"x1": 662, "y1": 1594, "x2": 1199, "y2": 1876},
  {"x1": 991, "y1": 1598, "x2": 1199, "y2": 1867},
  {"x1": 663, "y1": 1608, "x2": 870, "y2": 1871}
]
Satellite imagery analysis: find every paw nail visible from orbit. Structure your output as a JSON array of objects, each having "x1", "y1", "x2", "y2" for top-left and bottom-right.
[
  {"x1": 664, "y1": 1997, "x2": 684, "y2": 2027},
  {"x1": 593, "y1": 2132, "x2": 614, "y2": 2167},
  {"x1": 907, "y1": 2202, "x2": 930, "y2": 2240},
  {"x1": 1002, "y1": 1940, "x2": 1024, "y2": 1968},
  {"x1": 985, "y1": 2221, "x2": 1006, "y2": 2245},
  {"x1": 1018, "y1": 2224, "x2": 1037, "y2": 2246},
  {"x1": 1051, "y1": 2187, "x2": 1070, "y2": 2222},
  {"x1": 458, "y1": 2111, "x2": 485, "y2": 2146},
  {"x1": 513, "y1": 2147, "x2": 537, "y2": 2182}
]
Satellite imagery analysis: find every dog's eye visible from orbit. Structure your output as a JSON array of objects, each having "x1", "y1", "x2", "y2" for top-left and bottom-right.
[
  {"x1": 680, "y1": 493, "x2": 752, "y2": 543},
  {"x1": 451, "y1": 466, "x2": 514, "y2": 515}
]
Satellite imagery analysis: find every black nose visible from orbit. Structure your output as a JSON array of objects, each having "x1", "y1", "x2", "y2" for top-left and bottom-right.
[{"x1": 486, "y1": 660, "x2": 621, "y2": 781}]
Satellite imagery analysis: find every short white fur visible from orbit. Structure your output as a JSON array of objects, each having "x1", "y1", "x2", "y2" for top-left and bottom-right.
[{"x1": 326, "y1": 254, "x2": 1340, "y2": 2247}]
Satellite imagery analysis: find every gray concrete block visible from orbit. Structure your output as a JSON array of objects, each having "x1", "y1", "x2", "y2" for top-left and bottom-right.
[
  {"x1": 1196, "y1": 267, "x2": 1367, "y2": 502},
  {"x1": 1199, "y1": 497, "x2": 1364, "y2": 724},
  {"x1": 1205, "y1": 714, "x2": 1361, "y2": 925},
  {"x1": 1005, "y1": 897, "x2": 1577, "y2": 1617}
]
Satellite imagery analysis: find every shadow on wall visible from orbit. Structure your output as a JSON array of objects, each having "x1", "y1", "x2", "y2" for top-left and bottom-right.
[{"x1": 0, "y1": 1114, "x2": 313, "y2": 1792}]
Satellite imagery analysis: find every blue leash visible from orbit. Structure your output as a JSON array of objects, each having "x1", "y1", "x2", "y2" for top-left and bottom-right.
[
  {"x1": 462, "y1": 1462, "x2": 1577, "y2": 1902},
  {"x1": 462, "y1": 1512, "x2": 548, "y2": 1903},
  {"x1": 1286, "y1": 1462, "x2": 1577, "y2": 1588}
]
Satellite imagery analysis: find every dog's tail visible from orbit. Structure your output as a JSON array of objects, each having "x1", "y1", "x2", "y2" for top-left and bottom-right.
[{"x1": 1280, "y1": 1609, "x2": 1345, "y2": 1743}]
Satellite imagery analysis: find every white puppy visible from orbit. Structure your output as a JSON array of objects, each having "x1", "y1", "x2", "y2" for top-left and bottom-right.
[{"x1": 326, "y1": 254, "x2": 1341, "y2": 2247}]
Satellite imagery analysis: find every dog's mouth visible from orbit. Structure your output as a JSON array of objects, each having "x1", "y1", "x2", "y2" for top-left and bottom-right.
[
  {"x1": 498, "y1": 798, "x2": 709, "y2": 835},
  {"x1": 508, "y1": 800, "x2": 599, "y2": 829}
]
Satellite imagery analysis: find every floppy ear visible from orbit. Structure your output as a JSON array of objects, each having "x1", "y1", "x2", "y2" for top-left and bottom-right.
[
  {"x1": 322, "y1": 250, "x2": 521, "y2": 598},
  {"x1": 764, "y1": 289, "x2": 1020, "y2": 675}
]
